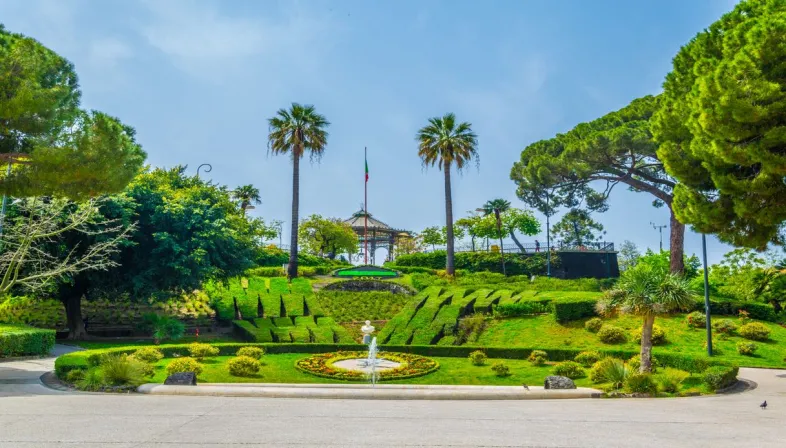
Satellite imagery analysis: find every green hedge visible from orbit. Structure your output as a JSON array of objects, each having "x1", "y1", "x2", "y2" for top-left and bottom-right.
[
  {"x1": 702, "y1": 365, "x2": 739, "y2": 391},
  {"x1": 0, "y1": 325, "x2": 56, "y2": 358},
  {"x1": 383, "y1": 265, "x2": 438, "y2": 275},
  {"x1": 54, "y1": 342, "x2": 725, "y2": 378},
  {"x1": 246, "y1": 266, "x2": 334, "y2": 277},
  {"x1": 690, "y1": 299, "x2": 777, "y2": 322},
  {"x1": 392, "y1": 251, "x2": 557, "y2": 276},
  {"x1": 552, "y1": 296, "x2": 599, "y2": 322}
]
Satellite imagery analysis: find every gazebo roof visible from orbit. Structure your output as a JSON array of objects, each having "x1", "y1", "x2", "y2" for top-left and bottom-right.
[{"x1": 343, "y1": 210, "x2": 410, "y2": 236}]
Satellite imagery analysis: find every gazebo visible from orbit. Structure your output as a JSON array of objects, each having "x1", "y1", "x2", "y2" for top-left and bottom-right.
[{"x1": 343, "y1": 210, "x2": 411, "y2": 264}]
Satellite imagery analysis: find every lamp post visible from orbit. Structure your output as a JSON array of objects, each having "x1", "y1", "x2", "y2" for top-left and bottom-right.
[
  {"x1": 196, "y1": 163, "x2": 212, "y2": 178},
  {"x1": 0, "y1": 163, "x2": 12, "y2": 238},
  {"x1": 702, "y1": 233, "x2": 713, "y2": 356},
  {"x1": 650, "y1": 222, "x2": 667, "y2": 251}
]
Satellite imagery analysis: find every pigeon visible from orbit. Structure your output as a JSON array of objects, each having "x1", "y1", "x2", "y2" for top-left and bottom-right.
[
  {"x1": 760, "y1": 401, "x2": 767, "y2": 410},
  {"x1": 522, "y1": 384, "x2": 529, "y2": 391}
]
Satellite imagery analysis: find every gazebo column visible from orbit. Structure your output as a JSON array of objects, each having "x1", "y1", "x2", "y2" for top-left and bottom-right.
[
  {"x1": 388, "y1": 233, "x2": 395, "y2": 261},
  {"x1": 371, "y1": 229, "x2": 377, "y2": 265}
]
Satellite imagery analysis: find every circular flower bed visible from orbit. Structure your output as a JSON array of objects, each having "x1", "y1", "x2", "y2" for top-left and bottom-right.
[{"x1": 295, "y1": 351, "x2": 439, "y2": 381}]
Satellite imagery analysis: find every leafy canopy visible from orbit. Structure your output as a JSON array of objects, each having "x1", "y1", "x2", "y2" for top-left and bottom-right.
[
  {"x1": 416, "y1": 113, "x2": 478, "y2": 171},
  {"x1": 474, "y1": 208, "x2": 541, "y2": 240},
  {"x1": 598, "y1": 264, "x2": 694, "y2": 318},
  {"x1": 551, "y1": 209, "x2": 605, "y2": 247},
  {"x1": 298, "y1": 214, "x2": 358, "y2": 259},
  {"x1": 653, "y1": 0, "x2": 786, "y2": 248}
]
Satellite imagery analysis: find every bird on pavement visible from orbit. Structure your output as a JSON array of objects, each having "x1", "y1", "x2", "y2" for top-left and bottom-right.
[
  {"x1": 522, "y1": 384, "x2": 529, "y2": 390},
  {"x1": 760, "y1": 401, "x2": 767, "y2": 409}
]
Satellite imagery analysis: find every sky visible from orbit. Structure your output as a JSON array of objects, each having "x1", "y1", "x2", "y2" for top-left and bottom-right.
[{"x1": 1, "y1": 0, "x2": 743, "y2": 264}]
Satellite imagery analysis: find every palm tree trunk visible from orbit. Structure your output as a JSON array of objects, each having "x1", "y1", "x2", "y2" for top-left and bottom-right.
[
  {"x1": 444, "y1": 163, "x2": 455, "y2": 276},
  {"x1": 288, "y1": 154, "x2": 300, "y2": 278},
  {"x1": 495, "y1": 210, "x2": 506, "y2": 275},
  {"x1": 640, "y1": 314, "x2": 656, "y2": 373},
  {"x1": 669, "y1": 207, "x2": 685, "y2": 275},
  {"x1": 509, "y1": 230, "x2": 525, "y2": 252}
]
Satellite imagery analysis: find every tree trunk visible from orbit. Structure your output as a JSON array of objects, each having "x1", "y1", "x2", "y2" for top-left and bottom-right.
[
  {"x1": 495, "y1": 211, "x2": 506, "y2": 275},
  {"x1": 640, "y1": 314, "x2": 656, "y2": 373},
  {"x1": 669, "y1": 207, "x2": 685, "y2": 275},
  {"x1": 444, "y1": 164, "x2": 455, "y2": 276},
  {"x1": 64, "y1": 295, "x2": 87, "y2": 340},
  {"x1": 509, "y1": 230, "x2": 525, "y2": 252},
  {"x1": 288, "y1": 154, "x2": 301, "y2": 278},
  {"x1": 470, "y1": 235, "x2": 476, "y2": 252}
]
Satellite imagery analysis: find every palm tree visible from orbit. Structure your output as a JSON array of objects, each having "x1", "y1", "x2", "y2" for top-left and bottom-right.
[
  {"x1": 268, "y1": 103, "x2": 329, "y2": 278},
  {"x1": 481, "y1": 198, "x2": 511, "y2": 275},
  {"x1": 417, "y1": 113, "x2": 478, "y2": 276},
  {"x1": 232, "y1": 184, "x2": 261, "y2": 215},
  {"x1": 597, "y1": 264, "x2": 694, "y2": 373}
]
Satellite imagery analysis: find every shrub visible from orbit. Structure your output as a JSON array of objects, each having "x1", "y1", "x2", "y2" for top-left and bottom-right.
[
  {"x1": 101, "y1": 354, "x2": 148, "y2": 387},
  {"x1": 64, "y1": 369, "x2": 85, "y2": 384},
  {"x1": 584, "y1": 318, "x2": 603, "y2": 333},
  {"x1": 597, "y1": 325, "x2": 627, "y2": 344},
  {"x1": 574, "y1": 351, "x2": 601, "y2": 367},
  {"x1": 736, "y1": 341, "x2": 758, "y2": 356},
  {"x1": 490, "y1": 361, "x2": 511, "y2": 377},
  {"x1": 738, "y1": 322, "x2": 771, "y2": 341},
  {"x1": 589, "y1": 358, "x2": 629, "y2": 388},
  {"x1": 133, "y1": 347, "x2": 164, "y2": 364},
  {"x1": 236, "y1": 346, "x2": 265, "y2": 359},
  {"x1": 76, "y1": 368, "x2": 104, "y2": 391},
  {"x1": 141, "y1": 313, "x2": 185, "y2": 342},
  {"x1": 625, "y1": 373, "x2": 657, "y2": 394},
  {"x1": 456, "y1": 314, "x2": 488, "y2": 345},
  {"x1": 552, "y1": 297, "x2": 598, "y2": 322},
  {"x1": 528, "y1": 350, "x2": 548, "y2": 366},
  {"x1": 468, "y1": 350, "x2": 487, "y2": 366},
  {"x1": 627, "y1": 354, "x2": 660, "y2": 373},
  {"x1": 633, "y1": 325, "x2": 667, "y2": 345},
  {"x1": 188, "y1": 343, "x2": 220, "y2": 360},
  {"x1": 685, "y1": 311, "x2": 706, "y2": 328},
  {"x1": 495, "y1": 301, "x2": 550, "y2": 317},
  {"x1": 165, "y1": 357, "x2": 203, "y2": 376},
  {"x1": 552, "y1": 361, "x2": 585, "y2": 379},
  {"x1": 702, "y1": 365, "x2": 739, "y2": 391},
  {"x1": 657, "y1": 368, "x2": 690, "y2": 393},
  {"x1": 712, "y1": 319, "x2": 737, "y2": 335},
  {"x1": 737, "y1": 310, "x2": 751, "y2": 325},
  {"x1": 0, "y1": 324, "x2": 56, "y2": 358},
  {"x1": 227, "y1": 355, "x2": 261, "y2": 377}
]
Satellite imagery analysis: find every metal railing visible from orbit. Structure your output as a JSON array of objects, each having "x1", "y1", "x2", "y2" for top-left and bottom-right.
[{"x1": 424, "y1": 241, "x2": 615, "y2": 253}]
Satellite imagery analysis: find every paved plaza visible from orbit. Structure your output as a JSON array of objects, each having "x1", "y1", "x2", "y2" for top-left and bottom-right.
[{"x1": 0, "y1": 347, "x2": 784, "y2": 447}]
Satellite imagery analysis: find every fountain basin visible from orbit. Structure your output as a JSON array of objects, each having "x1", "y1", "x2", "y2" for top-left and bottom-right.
[
  {"x1": 332, "y1": 358, "x2": 401, "y2": 373},
  {"x1": 295, "y1": 351, "x2": 439, "y2": 381}
]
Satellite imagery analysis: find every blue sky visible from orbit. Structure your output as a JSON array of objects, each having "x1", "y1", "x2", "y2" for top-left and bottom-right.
[{"x1": 1, "y1": 0, "x2": 741, "y2": 263}]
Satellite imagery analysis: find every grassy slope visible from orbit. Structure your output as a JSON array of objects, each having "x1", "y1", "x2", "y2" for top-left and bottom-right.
[
  {"x1": 476, "y1": 314, "x2": 786, "y2": 368},
  {"x1": 207, "y1": 277, "x2": 315, "y2": 320},
  {"x1": 315, "y1": 291, "x2": 412, "y2": 322}
]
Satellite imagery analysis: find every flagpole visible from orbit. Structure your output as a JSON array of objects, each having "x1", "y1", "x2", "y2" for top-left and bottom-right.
[{"x1": 364, "y1": 147, "x2": 368, "y2": 265}]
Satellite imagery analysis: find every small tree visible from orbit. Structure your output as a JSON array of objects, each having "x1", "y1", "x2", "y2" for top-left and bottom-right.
[
  {"x1": 232, "y1": 185, "x2": 261, "y2": 215},
  {"x1": 481, "y1": 199, "x2": 511, "y2": 275},
  {"x1": 552, "y1": 209, "x2": 605, "y2": 248},
  {"x1": 618, "y1": 240, "x2": 641, "y2": 272},
  {"x1": 420, "y1": 226, "x2": 445, "y2": 251},
  {"x1": 298, "y1": 214, "x2": 358, "y2": 259},
  {"x1": 455, "y1": 214, "x2": 483, "y2": 252},
  {"x1": 597, "y1": 264, "x2": 694, "y2": 372}
]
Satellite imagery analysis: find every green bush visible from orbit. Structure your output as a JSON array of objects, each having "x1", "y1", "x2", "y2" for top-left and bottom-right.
[
  {"x1": 490, "y1": 361, "x2": 511, "y2": 377},
  {"x1": 0, "y1": 324, "x2": 55, "y2": 358},
  {"x1": 702, "y1": 365, "x2": 739, "y2": 391},
  {"x1": 597, "y1": 325, "x2": 627, "y2": 344},
  {"x1": 468, "y1": 350, "x2": 487, "y2": 366},
  {"x1": 76, "y1": 368, "x2": 104, "y2": 391},
  {"x1": 590, "y1": 358, "x2": 629, "y2": 388},
  {"x1": 528, "y1": 350, "x2": 548, "y2": 366},
  {"x1": 685, "y1": 311, "x2": 706, "y2": 328},
  {"x1": 625, "y1": 373, "x2": 657, "y2": 394},
  {"x1": 628, "y1": 354, "x2": 660, "y2": 373},
  {"x1": 574, "y1": 350, "x2": 601, "y2": 367},
  {"x1": 584, "y1": 318, "x2": 603, "y2": 333},
  {"x1": 552, "y1": 361, "x2": 585, "y2": 379},
  {"x1": 187, "y1": 343, "x2": 220, "y2": 360},
  {"x1": 393, "y1": 250, "x2": 556, "y2": 276},
  {"x1": 141, "y1": 313, "x2": 185, "y2": 342},
  {"x1": 227, "y1": 355, "x2": 262, "y2": 377},
  {"x1": 64, "y1": 369, "x2": 85, "y2": 384},
  {"x1": 101, "y1": 354, "x2": 148, "y2": 387},
  {"x1": 133, "y1": 347, "x2": 164, "y2": 364},
  {"x1": 165, "y1": 357, "x2": 203, "y2": 376},
  {"x1": 633, "y1": 325, "x2": 667, "y2": 345},
  {"x1": 494, "y1": 301, "x2": 550, "y2": 317},
  {"x1": 552, "y1": 297, "x2": 598, "y2": 322},
  {"x1": 712, "y1": 319, "x2": 738, "y2": 335},
  {"x1": 657, "y1": 368, "x2": 690, "y2": 393},
  {"x1": 738, "y1": 322, "x2": 771, "y2": 341},
  {"x1": 236, "y1": 346, "x2": 265, "y2": 359},
  {"x1": 736, "y1": 341, "x2": 758, "y2": 356}
]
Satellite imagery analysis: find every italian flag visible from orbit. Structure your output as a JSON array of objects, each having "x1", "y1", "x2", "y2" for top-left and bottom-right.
[{"x1": 365, "y1": 158, "x2": 369, "y2": 182}]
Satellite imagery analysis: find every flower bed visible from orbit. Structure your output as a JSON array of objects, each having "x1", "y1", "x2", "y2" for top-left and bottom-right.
[{"x1": 295, "y1": 351, "x2": 439, "y2": 381}]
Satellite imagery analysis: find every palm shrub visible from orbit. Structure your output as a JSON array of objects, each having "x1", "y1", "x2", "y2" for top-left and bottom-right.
[
  {"x1": 468, "y1": 350, "x2": 487, "y2": 366},
  {"x1": 528, "y1": 350, "x2": 548, "y2": 366},
  {"x1": 76, "y1": 368, "x2": 104, "y2": 391},
  {"x1": 166, "y1": 357, "x2": 203, "y2": 376},
  {"x1": 657, "y1": 368, "x2": 690, "y2": 393},
  {"x1": 574, "y1": 351, "x2": 601, "y2": 367},
  {"x1": 228, "y1": 356, "x2": 261, "y2": 377},
  {"x1": 141, "y1": 313, "x2": 185, "y2": 343},
  {"x1": 268, "y1": 103, "x2": 330, "y2": 278},
  {"x1": 597, "y1": 264, "x2": 693, "y2": 373},
  {"x1": 589, "y1": 358, "x2": 629, "y2": 389},
  {"x1": 625, "y1": 373, "x2": 657, "y2": 394},
  {"x1": 416, "y1": 113, "x2": 478, "y2": 276},
  {"x1": 188, "y1": 343, "x2": 219, "y2": 360},
  {"x1": 236, "y1": 346, "x2": 265, "y2": 359},
  {"x1": 552, "y1": 361, "x2": 585, "y2": 379},
  {"x1": 101, "y1": 354, "x2": 148, "y2": 387},
  {"x1": 584, "y1": 317, "x2": 603, "y2": 333},
  {"x1": 738, "y1": 322, "x2": 771, "y2": 341}
]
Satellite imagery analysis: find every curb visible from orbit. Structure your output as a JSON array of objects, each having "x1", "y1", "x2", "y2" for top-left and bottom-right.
[{"x1": 137, "y1": 383, "x2": 603, "y2": 400}]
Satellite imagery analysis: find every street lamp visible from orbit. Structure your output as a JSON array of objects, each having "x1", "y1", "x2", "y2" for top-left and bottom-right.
[
  {"x1": 196, "y1": 163, "x2": 212, "y2": 178},
  {"x1": 701, "y1": 233, "x2": 713, "y2": 356},
  {"x1": 650, "y1": 222, "x2": 667, "y2": 251}
]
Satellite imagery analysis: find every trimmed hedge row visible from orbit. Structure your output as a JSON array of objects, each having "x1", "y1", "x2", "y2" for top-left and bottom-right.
[
  {"x1": 0, "y1": 325, "x2": 56, "y2": 358},
  {"x1": 54, "y1": 342, "x2": 724, "y2": 378},
  {"x1": 552, "y1": 296, "x2": 599, "y2": 322},
  {"x1": 246, "y1": 266, "x2": 335, "y2": 277}
]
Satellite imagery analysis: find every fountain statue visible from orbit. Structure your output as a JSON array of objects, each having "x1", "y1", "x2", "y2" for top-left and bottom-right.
[
  {"x1": 367, "y1": 337, "x2": 379, "y2": 386},
  {"x1": 361, "y1": 320, "x2": 375, "y2": 344}
]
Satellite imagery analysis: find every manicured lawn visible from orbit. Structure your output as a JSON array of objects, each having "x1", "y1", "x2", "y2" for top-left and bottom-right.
[
  {"x1": 315, "y1": 291, "x2": 411, "y2": 322},
  {"x1": 476, "y1": 314, "x2": 786, "y2": 368}
]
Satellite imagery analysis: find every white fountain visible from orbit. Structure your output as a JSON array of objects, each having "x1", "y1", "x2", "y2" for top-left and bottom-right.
[
  {"x1": 366, "y1": 336, "x2": 379, "y2": 386},
  {"x1": 332, "y1": 320, "x2": 400, "y2": 387}
]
